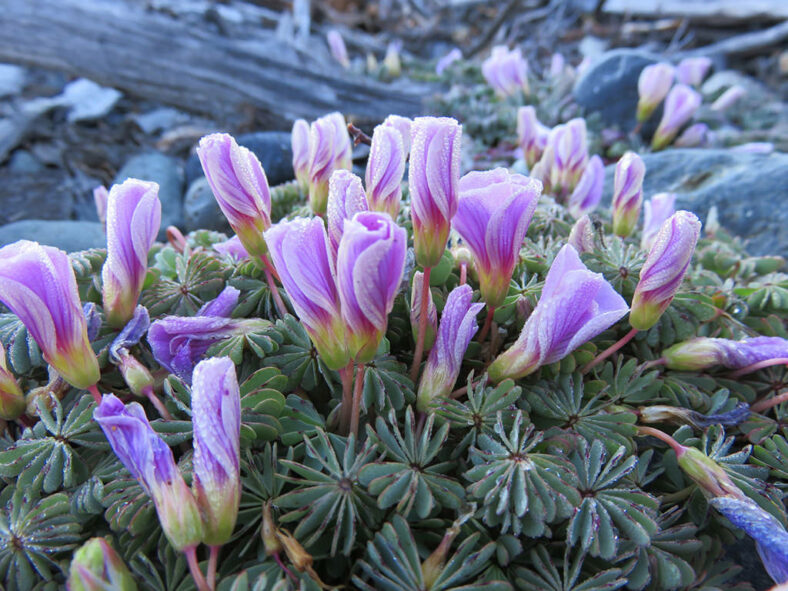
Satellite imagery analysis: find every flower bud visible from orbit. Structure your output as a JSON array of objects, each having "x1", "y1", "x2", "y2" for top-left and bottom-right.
[
  {"x1": 191, "y1": 357, "x2": 241, "y2": 545},
  {"x1": 641, "y1": 192, "x2": 677, "y2": 251},
  {"x1": 409, "y1": 117, "x2": 461, "y2": 268},
  {"x1": 567, "y1": 214, "x2": 596, "y2": 254},
  {"x1": 516, "y1": 106, "x2": 550, "y2": 169},
  {"x1": 711, "y1": 85, "x2": 746, "y2": 112},
  {"x1": 417, "y1": 285, "x2": 483, "y2": 411},
  {"x1": 676, "y1": 446, "x2": 745, "y2": 498},
  {"x1": 337, "y1": 212, "x2": 407, "y2": 363},
  {"x1": 435, "y1": 48, "x2": 462, "y2": 75},
  {"x1": 68, "y1": 538, "x2": 136, "y2": 591},
  {"x1": 197, "y1": 133, "x2": 272, "y2": 258},
  {"x1": 102, "y1": 179, "x2": 161, "y2": 328},
  {"x1": 676, "y1": 57, "x2": 712, "y2": 87},
  {"x1": 291, "y1": 118, "x2": 310, "y2": 193},
  {"x1": 410, "y1": 270, "x2": 437, "y2": 352},
  {"x1": 326, "y1": 30, "x2": 350, "y2": 69},
  {"x1": 637, "y1": 63, "x2": 675, "y2": 122},
  {"x1": 365, "y1": 124, "x2": 406, "y2": 219},
  {"x1": 116, "y1": 350, "x2": 155, "y2": 397},
  {"x1": 93, "y1": 186, "x2": 109, "y2": 227},
  {"x1": 308, "y1": 113, "x2": 352, "y2": 215},
  {"x1": 611, "y1": 152, "x2": 646, "y2": 238},
  {"x1": 661, "y1": 337, "x2": 722, "y2": 370},
  {"x1": 0, "y1": 345, "x2": 25, "y2": 420},
  {"x1": 546, "y1": 118, "x2": 588, "y2": 195},
  {"x1": 327, "y1": 170, "x2": 369, "y2": 259},
  {"x1": 630, "y1": 211, "x2": 701, "y2": 330},
  {"x1": 652, "y1": 84, "x2": 702, "y2": 150},
  {"x1": 382, "y1": 115, "x2": 412, "y2": 156},
  {"x1": 384, "y1": 40, "x2": 402, "y2": 77},
  {"x1": 674, "y1": 122, "x2": 709, "y2": 148},
  {"x1": 567, "y1": 154, "x2": 604, "y2": 219},
  {"x1": 482, "y1": 46, "x2": 529, "y2": 97}
]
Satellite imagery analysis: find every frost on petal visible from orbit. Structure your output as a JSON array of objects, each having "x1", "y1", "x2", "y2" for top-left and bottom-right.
[{"x1": 327, "y1": 170, "x2": 368, "y2": 258}]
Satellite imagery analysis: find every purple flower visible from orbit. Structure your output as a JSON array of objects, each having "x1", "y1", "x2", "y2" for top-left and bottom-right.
[
  {"x1": 382, "y1": 114, "x2": 412, "y2": 156},
  {"x1": 630, "y1": 211, "x2": 701, "y2": 330},
  {"x1": 291, "y1": 118, "x2": 310, "y2": 192},
  {"x1": 93, "y1": 185, "x2": 109, "y2": 226},
  {"x1": 711, "y1": 496, "x2": 788, "y2": 584},
  {"x1": 549, "y1": 52, "x2": 566, "y2": 78},
  {"x1": 102, "y1": 179, "x2": 161, "y2": 328},
  {"x1": 409, "y1": 116, "x2": 462, "y2": 268},
  {"x1": 148, "y1": 286, "x2": 266, "y2": 383},
  {"x1": 327, "y1": 170, "x2": 369, "y2": 260},
  {"x1": 197, "y1": 133, "x2": 272, "y2": 259},
  {"x1": 191, "y1": 357, "x2": 241, "y2": 545},
  {"x1": 417, "y1": 285, "x2": 484, "y2": 411},
  {"x1": 95, "y1": 394, "x2": 203, "y2": 550},
  {"x1": 662, "y1": 336, "x2": 788, "y2": 371},
  {"x1": 0, "y1": 241, "x2": 100, "y2": 390},
  {"x1": 674, "y1": 123, "x2": 709, "y2": 148},
  {"x1": 307, "y1": 113, "x2": 352, "y2": 216},
  {"x1": 637, "y1": 63, "x2": 675, "y2": 122},
  {"x1": 516, "y1": 106, "x2": 550, "y2": 169},
  {"x1": 641, "y1": 193, "x2": 677, "y2": 250},
  {"x1": 326, "y1": 30, "x2": 350, "y2": 68},
  {"x1": 567, "y1": 154, "x2": 604, "y2": 219},
  {"x1": 567, "y1": 215, "x2": 596, "y2": 254},
  {"x1": 264, "y1": 217, "x2": 349, "y2": 369},
  {"x1": 436, "y1": 48, "x2": 462, "y2": 75},
  {"x1": 488, "y1": 245, "x2": 629, "y2": 382},
  {"x1": 410, "y1": 270, "x2": 438, "y2": 352},
  {"x1": 213, "y1": 235, "x2": 249, "y2": 261},
  {"x1": 0, "y1": 345, "x2": 24, "y2": 420},
  {"x1": 365, "y1": 124, "x2": 406, "y2": 219},
  {"x1": 711, "y1": 85, "x2": 746, "y2": 112},
  {"x1": 611, "y1": 151, "x2": 646, "y2": 238},
  {"x1": 453, "y1": 168, "x2": 541, "y2": 308},
  {"x1": 482, "y1": 46, "x2": 530, "y2": 97},
  {"x1": 545, "y1": 118, "x2": 588, "y2": 195},
  {"x1": 652, "y1": 84, "x2": 702, "y2": 150},
  {"x1": 337, "y1": 212, "x2": 407, "y2": 363},
  {"x1": 676, "y1": 57, "x2": 712, "y2": 87}
]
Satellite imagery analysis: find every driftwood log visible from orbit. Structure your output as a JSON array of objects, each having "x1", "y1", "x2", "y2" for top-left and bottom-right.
[{"x1": 0, "y1": 0, "x2": 429, "y2": 124}]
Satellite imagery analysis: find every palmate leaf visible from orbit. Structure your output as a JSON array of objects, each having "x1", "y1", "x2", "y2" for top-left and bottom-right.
[
  {"x1": 526, "y1": 373, "x2": 638, "y2": 454},
  {"x1": 0, "y1": 312, "x2": 45, "y2": 374},
  {"x1": 566, "y1": 439, "x2": 659, "y2": 560},
  {"x1": 362, "y1": 354, "x2": 415, "y2": 413},
  {"x1": 360, "y1": 407, "x2": 465, "y2": 519},
  {"x1": 0, "y1": 395, "x2": 98, "y2": 493},
  {"x1": 229, "y1": 275, "x2": 286, "y2": 321},
  {"x1": 0, "y1": 488, "x2": 82, "y2": 591},
  {"x1": 513, "y1": 546, "x2": 627, "y2": 591},
  {"x1": 276, "y1": 430, "x2": 379, "y2": 556},
  {"x1": 464, "y1": 411, "x2": 579, "y2": 537},
  {"x1": 143, "y1": 249, "x2": 230, "y2": 316},
  {"x1": 266, "y1": 316, "x2": 328, "y2": 392},
  {"x1": 583, "y1": 236, "x2": 644, "y2": 298},
  {"x1": 434, "y1": 376, "x2": 521, "y2": 453},
  {"x1": 128, "y1": 537, "x2": 191, "y2": 591},
  {"x1": 752, "y1": 435, "x2": 788, "y2": 485},
  {"x1": 591, "y1": 358, "x2": 661, "y2": 405},
  {"x1": 218, "y1": 561, "x2": 320, "y2": 591},
  {"x1": 352, "y1": 514, "x2": 511, "y2": 591}
]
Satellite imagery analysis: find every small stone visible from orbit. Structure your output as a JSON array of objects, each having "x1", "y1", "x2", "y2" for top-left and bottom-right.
[
  {"x1": 183, "y1": 177, "x2": 230, "y2": 233},
  {"x1": 0, "y1": 220, "x2": 105, "y2": 252},
  {"x1": 185, "y1": 130, "x2": 294, "y2": 187},
  {"x1": 114, "y1": 152, "x2": 184, "y2": 238},
  {"x1": 601, "y1": 149, "x2": 788, "y2": 257},
  {"x1": 0, "y1": 64, "x2": 26, "y2": 98},
  {"x1": 132, "y1": 108, "x2": 190, "y2": 134},
  {"x1": 7, "y1": 150, "x2": 44, "y2": 174},
  {"x1": 0, "y1": 169, "x2": 73, "y2": 225},
  {"x1": 55, "y1": 78, "x2": 122, "y2": 123},
  {"x1": 573, "y1": 49, "x2": 659, "y2": 130}
]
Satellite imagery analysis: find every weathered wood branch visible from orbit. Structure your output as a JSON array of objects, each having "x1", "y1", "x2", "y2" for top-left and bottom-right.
[
  {"x1": 679, "y1": 20, "x2": 788, "y2": 57},
  {"x1": 0, "y1": 0, "x2": 429, "y2": 124}
]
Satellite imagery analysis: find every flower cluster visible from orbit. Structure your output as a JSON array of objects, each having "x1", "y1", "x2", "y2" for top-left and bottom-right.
[{"x1": 481, "y1": 45, "x2": 530, "y2": 97}]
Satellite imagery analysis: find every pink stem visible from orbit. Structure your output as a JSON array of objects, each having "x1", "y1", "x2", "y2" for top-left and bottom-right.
[
  {"x1": 637, "y1": 426, "x2": 685, "y2": 455},
  {"x1": 459, "y1": 262, "x2": 467, "y2": 286},
  {"x1": 207, "y1": 546, "x2": 220, "y2": 591},
  {"x1": 142, "y1": 386, "x2": 172, "y2": 420},
  {"x1": 260, "y1": 255, "x2": 288, "y2": 318},
  {"x1": 751, "y1": 390, "x2": 788, "y2": 414},
  {"x1": 88, "y1": 384, "x2": 101, "y2": 404},
  {"x1": 350, "y1": 363, "x2": 366, "y2": 437},
  {"x1": 410, "y1": 267, "x2": 432, "y2": 382},
  {"x1": 184, "y1": 546, "x2": 210, "y2": 591},
  {"x1": 274, "y1": 552, "x2": 298, "y2": 582},
  {"x1": 477, "y1": 307, "x2": 495, "y2": 345},
  {"x1": 642, "y1": 358, "x2": 666, "y2": 371},
  {"x1": 582, "y1": 328, "x2": 639, "y2": 373},
  {"x1": 338, "y1": 362, "x2": 355, "y2": 434},
  {"x1": 728, "y1": 358, "x2": 788, "y2": 379}
]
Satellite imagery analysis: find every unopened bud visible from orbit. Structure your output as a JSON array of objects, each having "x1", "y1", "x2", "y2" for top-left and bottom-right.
[
  {"x1": 68, "y1": 537, "x2": 136, "y2": 591},
  {"x1": 676, "y1": 446, "x2": 746, "y2": 499}
]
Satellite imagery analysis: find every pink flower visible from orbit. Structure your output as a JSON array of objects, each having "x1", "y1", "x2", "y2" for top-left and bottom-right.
[{"x1": 365, "y1": 124, "x2": 406, "y2": 218}]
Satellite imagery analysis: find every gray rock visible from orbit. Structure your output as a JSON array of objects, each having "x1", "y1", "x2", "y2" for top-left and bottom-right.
[
  {"x1": 0, "y1": 64, "x2": 26, "y2": 98},
  {"x1": 183, "y1": 177, "x2": 230, "y2": 232},
  {"x1": 7, "y1": 150, "x2": 44, "y2": 174},
  {"x1": 114, "y1": 152, "x2": 184, "y2": 238},
  {"x1": 573, "y1": 49, "x2": 658, "y2": 130},
  {"x1": 55, "y1": 78, "x2": 122, "y2": 123},
  {"x1": 0, "y1": 220, "x2": 105, "y2": 252},
  {"x1": 132, "y1": 107, "x2": 190, "y2": 134},
  {"x1": 185, "y1": 130, "x2": 294, "y2": 187},
  {"x1": 0, "y1": 169, "x2": 74, "y2": 225},
  {"x1": 601, "y1": 149, "x2": 788, "y2": 257}
]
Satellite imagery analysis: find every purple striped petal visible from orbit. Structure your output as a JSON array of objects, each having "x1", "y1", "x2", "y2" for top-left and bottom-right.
[
  {"x1": 102, "y1": 179, "x2": 161, "y2": 328},
  {"x1": 409, "y1": 116, "x2": 461, "y2": 267},
  {"x1": 410, "y1": 270, "x2": 438, "y2": 351},
  {"x1": 382, "y1": 114, "x2": 412, "y2": 156},
  {"x1": 636, "y1": 62, "x2": 675, "y2": 122},
  {"x1": 611, "y1": 151, "x2": 646, "y2": 237},
  {"x1": 191, "y1": 357, "x2": 241, "y2": 545},
  {"x1": 568, "y1": 155, "x2": 604, "y2": 219},
  {"x1": 516, "y1": 106, "x2": 550, "y2": 168},
  {"x1": 264, "y1": 217, "x2": 349, "y2": 369},
  {"x1": 641, "y1": 193, "x2": 677, "y2": 250},
  {"x1": 292, "y1": 118, "x2": 310, "y2": 190},
  {"x1": 567, "y1": 215, "x2": 596, "y2": 254},
  {"x1": 337, "y1": 212, "x2": 407, "y2": 363},
  {"x1": 198, "y1": 286, "x2": 240, "y2": 317},
  {"x1": 213, "y1": 235, "x2": 249, "y2": 261},
  {"x1": 0, "y1": 240, "x2": 99, "y2": 389},
  {"x1": 327, "y1": 170, "x2": 369, "y2": 259},
  {"x1": 653, "y1": 84, "x2": 702, "y2": 150},
  {"x1": 676, "y1": 57, "x2": 712, "y2": 87},
  {"x1": 366, "y1": 124, "x2": 406, "y2": 219},
  {"x1": 417, "y1": 285, "x2": 483, "y2": 410}
]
